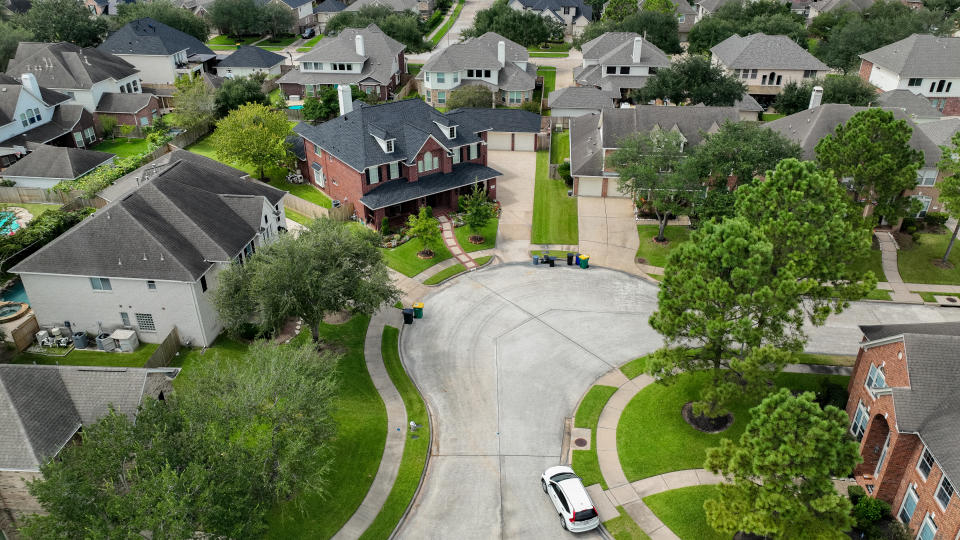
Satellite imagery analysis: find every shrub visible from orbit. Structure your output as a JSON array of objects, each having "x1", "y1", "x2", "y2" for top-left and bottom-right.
[
  {"x1": 520, "y1": 100, "x2": 541, "y2": 113},
  {"x1": 557, "y1": 162, "x2": 572, "y2": 186},
  {"x1": 99, "y1": 115, "x2": 118, "y2": 138},
  {"x1": 924, "y1": 211, "x2": 949, "y2": 228},
  {"x1": 853, "y1": 495, "x2": 891, "y2": 528},
  {"x1": 816, "y1": 379, "x2": 848, "y2": 410},
  {"x1": 0, "y1": 179, "x2": 15, "y2": 187},
  {"x1": 380, "y1": 216, "x2": 390, "y2": 235},
  {"x1": 848, "y1": 484, "x2": 866, "y2": 505}
]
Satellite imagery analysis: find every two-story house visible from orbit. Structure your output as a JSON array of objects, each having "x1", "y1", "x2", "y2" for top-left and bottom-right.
[
  {"x1": 859, "y1": 34, "x2": 960, "y2": 116},
  {"x1": 313, "y1": 0, "x2": 347, "y2": 33},
  {"x1": 418, "y1": 32, "x2": 536, "y2": 108},
  {"x1": 846, "y1": 322, "x2": 960, "y2": 540},
  {"x1": 344, "y1": 0, "x2": 434, "y2": 18},
  {"x1": 0, "y1": 73, "x2": 100, "y2": 168},
  {"x1": 574, "y1": 32, "x2": 671, "y2": 103},
  {"x1": 11, "y1": 153, "x2": 287, "y2": 347},
  {"x1": 293, "y1": 93, "x2": 502, "y2": 228},
  {"x1": 270, "y1": 0, "x2": 318, "y2": 34},
  {"x1": 711, "y1": 33, "x2": 830, "y2": 107},
  {"x1": 98, "y1": 18, "x2": 217, "y2": 86},
  {"x1": 508, "y1": 0, "x2": 592, "y2": 36},
  {"x1": 279, "y1": 25, "x2": 405, "y2": 101},
  {"x1": 766, "y1": 104, "x2": 945, "y2": 218},
  {"x1": 568, "y1": 105, "x2": 740, "y2": 197},
  {"x1": 215, "y1": 46, "x2": 285, "y2": 79}
]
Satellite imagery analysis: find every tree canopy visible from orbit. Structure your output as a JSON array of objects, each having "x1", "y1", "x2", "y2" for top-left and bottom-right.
[
  {"x1": 936, "y1": 132, "x2": 960, "y2": 262},
  {"x1": 772, "y1": 74, "x2": 876, "y2": 115},
  {"x1": 18, "y1": 0, "x2": 109, "y2": 47},
  {"x1": 462, "y1": 0, "x2": 565, "y2": 46},
  {"x1": 704, "y1": 389, "x2": 861, "y2": 539},
  {"x1": 682, "y1": 121, "x2": 803, "y2": 186},
  {"x1": 575, "y1": 11, "x2": 682, "y2": 54},
  {"x1": 406, "y1": 206, "x2": 443, "y2": 256},
  {"x1": 635, "y1": 55, "x2": 745, "y2": 106},
  {"x1": 327, "y1": 6, "x2": 432, "y2": 52},
  {"x1": 687, "y1": 0, "x2": 806, "y2": 54},
  {"x1": 214, "y1": 76, "x2": 269, "y2": 117},
  {"x1": 208, "y1": 0, "x2": 295, "y2": 37},
  {"x1": 642, "y1": 0, "x2": 676, "y2": 14},
  {"x1": 169, "y1": 74, "x2": 217, "y2": 130},
  {"x1": 211, "y1": 103, "x2": 291, "y2": 179},
  {"x1": 114, "y1": 0, "x2": 209, "y2": 41},
  {"x1": 302, "y1": 85, "x2": 377, "y2": 122},
  {"x1": 460, "y1": 184, "x2": 496, "y2": 242},
  {"x1": 0, "y1": 21, "x2": 33, "y2": 71},
  {"x1": 447, "y1": 85, "x2": 494, "y2": 109},
  {"x1": 602, "y1": 0, "x2": 638, "y2": 22}
]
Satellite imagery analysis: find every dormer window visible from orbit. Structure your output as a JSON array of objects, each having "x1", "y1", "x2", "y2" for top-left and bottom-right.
[
  {"x1": 385, "y1": 139, "x2": 394, "y2": 153},
  {"x1": 448, "y1": 126, "x2": 457, "y2": 139}
]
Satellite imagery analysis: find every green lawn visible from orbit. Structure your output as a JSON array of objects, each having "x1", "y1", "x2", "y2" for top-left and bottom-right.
[
  {"x1": 92, "y1": 138, "x2": 149, "y2": 158},
  {"x1": 453, "y1": 218, "x2": 498, "y2": 252},
  {"x1": 285, "y1": 208, "x2": 312, "y2": 225},
  {"x1": 261, "y1": 34, "x2": 298, "y2": 46},
  {"x1": 604, "y1": 506, "x2": 651, "y2": 540},
  {"x1": 407, "y1": 63, "x2": 423, "y2": 77},
  {"x1": 424, "y1": 263, "x2": 465, "y2": 285},
  {"x1": 866, "y1": 289, "x2": 893, "y2": 301},
  {"x1": 898, "y1": 232, "x2": 960, "y2": 285},
  {"x1": 359, "y1": 326, "x2": 430, "y2": 540},
  {"x1": 571, "y1": 385, "x2": 618, "y2": 489},
  {"x1": 635, "y1": 225, "x2": 690, "y2": 267},
  {"x1": 551, "y1": 130, "x2": 569, "y2": 165},
  {"x1": 0, "y1": 202, "x2": 60, "y2": 219},
  {"x1": 207, "y1": 35, "x2": 261, "y2": 46},
  {"x1": 538, "y1": 67, "x2": 556, "y2": 96},
  {"x1": 644, "y1": 486, "x2": 724, "y2": 540},
  {"x1": 793, "y1": 352, "x2": 856, "y2": 366},
  {"x1": 258, "y1": 46, "x2": 287, "y2": 51},
  {"x1": 529, "y1": 52, "x2": 570, "y2": 58},
  {"x1": 761, "y1": 113, "x2": 785, "y2": 121},
  {"x1": 619, "y1": 355, "x2": 648, "y2": 379},
  {"x1": 272, "y1": 178, "x2": 332, "y2": 208},
  {"x1": 296, "y1": 35, "x2": 324, "y2": 51},
  {"x1": 914, "y1": 291, "x2": 960, "y2": 302},
  {"x1": 13, "y1": 343, "x2": 160, "y2": 367},
  {"x1": 531, "y1": 150, "x2": 578, "y2": 245},
  {"x1": 530, "y1": 249, "x2": 574, "y2": 258},
  {"x1": 430, "y1": 0, "x2": 464, "y2": 46},
  {"x1": 648, "y1": 273, "x2": 663, "y2": 282},
  {"x1": 848, "y1": 249, "x2": 884, "y2": 281},
  {"x1": 267, "y1": 315, "x2": 388, "y2": 538},
  {"x1": 617, "y1": 371, "x2": 849, "y2": 482},
  {"x1": 381, "y1": 240, "x2": 454, "y2": 277}
]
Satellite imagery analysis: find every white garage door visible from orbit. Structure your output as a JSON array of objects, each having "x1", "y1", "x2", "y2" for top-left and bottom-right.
[
  {"x1": 578, "y1": 177, "x2": 602, "y2": 197},
  {"x1": 487, "y1": 132, "x2": 512, "y2": 150},
  {"x1": 513, "y1": 133, "x2": 535, "y2": 151}
]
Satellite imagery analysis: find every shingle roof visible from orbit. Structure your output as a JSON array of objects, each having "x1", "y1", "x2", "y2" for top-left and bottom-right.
[
  {"x1": 736, "y1": 94, "x2": 764, "y2": 112},
  {"x1": 344, "y1": 0, "x2": 418, "y2": 11},
  {"x1": 360, "y1": 162, "x2": 501, "y2": 209},
  {"x1": 813, "y1": 0, "x2": 875, "y2": 14},
  {"x1": 99, "y1": 149, "x2": 250, "y2": 202},
  {"x1": 860, "y1": 321, "x2": 960, "y2": 342},
  {"x1": 548, "y1": 86, "x2": 614, "y2": 110},
  {"x1": 445, "y1": 108, "x2": 541, "y2": 133},
  {"x1": 282, "y1": 25, "x2": 404, "y2": 87},
  {"x1": 0, "y1": 77, "x2": 71, "y2": 126},
  {"x1": 860, "y1": 34, "x2": 960, "y2": 79},
  {"x1": 287, "y1": 134, "x2": 306, "y2": 160},
  {"x1": 696, "y1": 0, "x2": 738, "y2": 14},
  {"x1": 217, "y1": 45, "x2": 285, "y2": 69},
  {"x1": 1, "y1": 103, "x2": 88, "y2": 149},
  {"x1": 1, "y1": 144, "x2": 114, "y2": 180},
  {"x1": 711, "y1": 33, "x2": 829, "y2": 71},
  {"x1": 873, "y1": 89, "x2": 943, "y2": 120},
  {"x1": 421, "y1": 32, "x2": 528, "y2": 74},
  {"x1": 314, "y1": 0, "x2": 346, "y2": 11},
  {"x1": 294, "y1": 98, "x2": 489, "y2": 171},
  {"x1": 765, "y1": 104, "x2": 942, "y2": 167},
  {"x1": 580, "y1": 32, "x2": 669, "y2": 67},
  {"x1": 0, "y1": 365, "x2": 178, "y2": 471},
  {"x1": 918, "y1": 118, "x2": 960, "y2": 147},
  {"x1": 512, "y1": 0, "x2": 592, "y2": 20},
  {"x1": 277, "y1": 0, "x2": 312, "y2": 7},
  {"x1": 6, "y1": 42, "x2": 139, "y2": 92},
  {"x1": 99, "y1": 17, "x2": 214, "y2": 58},
  {"x1": 12, "y1": 158, "x2": 284, "y2": 281},
  {"x1": 96, "y1": 92, "x2": 155, "y2": 114}
]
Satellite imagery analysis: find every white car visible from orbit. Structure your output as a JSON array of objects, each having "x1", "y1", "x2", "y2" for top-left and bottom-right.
[{"x1": 540, "y1": 466, "x2": 600, "y2": 533}]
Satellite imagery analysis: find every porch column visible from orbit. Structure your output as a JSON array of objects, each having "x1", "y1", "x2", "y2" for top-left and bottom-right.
[{"x1": 373, "y1": 207, "x2": 386, "y2": 229}]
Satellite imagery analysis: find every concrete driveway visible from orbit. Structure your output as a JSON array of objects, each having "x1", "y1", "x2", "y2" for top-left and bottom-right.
[
  {"x1": 490, "y1": 150, "x2": 537, "y2": 263},
  {"x1": 396, "y1": 264, "x2": 663, "y2": 539},
  {"x1": 577, "y1": 197, "x2": 640, "y2": 275},
  {"x1": 406, "y1": 0, "x2": 496, "y2": 63}
]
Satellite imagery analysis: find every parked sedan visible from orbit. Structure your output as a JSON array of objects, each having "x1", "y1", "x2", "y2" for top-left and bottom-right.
[{"x1": 541, "y1": 466, "x2": 600, "y2": 533}]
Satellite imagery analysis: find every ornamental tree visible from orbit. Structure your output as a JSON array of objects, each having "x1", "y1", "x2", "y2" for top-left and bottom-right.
[
  {"x1": 460, "y1": 184, "x2": 496, "y2": 243},
  {"x1": 635, "y1": 55, "x2": 745, "y2": 107},
  {"x1": 704, "y1": 388, "x2": 861, "y2": 538},
  {"x1": 214, "y1": 76, "x2": 269, "y2": 117},
  {"x1": 936, "y1": 132, "x2": 960, "y2": 263},
  {"x1": 405, "y1": 206, "x2": 443, "y2": 257},
  {"x1": 169, "y1": 73, "x2": 217, "y2": 130},
  {"x1": 641, "y1": 0, "x2": 675, "y2": 15},
  {"x1": 211, "y1": 103, "x2": 290, "y2": 179},
  {"x1": 575, "y1": 11, "x2": 682, "y2": 54},
  {"x1": 682, "y1": 121, "x2": 803, "y2": 186},
  {"x1": 815, "y1": 108, "x2": 924, "y2": 225}
]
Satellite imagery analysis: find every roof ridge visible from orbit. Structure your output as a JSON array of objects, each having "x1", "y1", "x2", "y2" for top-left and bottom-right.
[
  {"x1": 0, "y1": 373, "x2": 39, "y2": 467},
  {"x1": 115, "y1": 196, "x2": 202, "y2": 277}
]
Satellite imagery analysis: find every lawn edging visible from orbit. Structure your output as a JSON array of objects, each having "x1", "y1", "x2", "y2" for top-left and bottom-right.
[
  {"x1": 429, "y1": 0, "x2": 464, "y2": 46},
  {"x1": 422, "y1": 254, "x2": 495, "y2": 286}
]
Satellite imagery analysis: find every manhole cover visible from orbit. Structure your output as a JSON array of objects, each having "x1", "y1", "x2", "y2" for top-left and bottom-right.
[
  {"x1": 948, "y1": 297, "x2": 958, "y2": 303},
  {"x1": 574, "y1": 438, "x2": 587, "y2": 447}
]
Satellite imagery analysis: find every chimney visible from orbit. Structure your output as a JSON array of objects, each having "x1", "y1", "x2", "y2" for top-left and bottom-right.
[
  {"x1": 808, "y1": 85, "x2": 823, "y2": 109},
  {"x1": 20, "y1": 73, "x2": 40, "y2": 97},
  {"x1": 355, "y1": 34, "x2": 365, "y2": 56},
  {"x1": 632, "y1": 37, "x2": 643, "y2": 63},
  {"x1": 497, "y1": 40, "x2": 505, "y2": 67},
  {"x1": 337, "y1": 84, "x2": 353, "y2": 116}
]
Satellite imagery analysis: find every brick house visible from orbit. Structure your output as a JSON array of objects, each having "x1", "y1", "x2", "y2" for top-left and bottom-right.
[
  {"x1": 292, "y1": 94, "x2": 501, "y2": 228},
  {"x1": 846, "y1": 322, "x2": 960, "y2": 540},
  {"x1": 859, "y1": 34, "x2": 960, "y2": 116},
  {"x1": 95, "y1": 93, "x2": 162, "y2": 135}
]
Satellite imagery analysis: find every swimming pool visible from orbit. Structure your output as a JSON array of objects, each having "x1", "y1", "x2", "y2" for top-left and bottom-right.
[
  {"x1": 1, "y1": 280, "x2": 29, "y2": 304},
  {"x1": 289, "y1": 105, "x2": 303, "y2": 110},
  {"x1": 0, "y1": 211, "x2": 19, "y2": 235}
]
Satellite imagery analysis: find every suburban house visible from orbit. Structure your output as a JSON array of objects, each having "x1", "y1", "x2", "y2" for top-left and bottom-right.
[
  {"x1": 95, "y1": 92, "x2": 162, "y2": 133},
  {"x1": 11, "y1": 153, "x2": 287, "y2": 347},
  {"x1": 0, "y1": 144, "x2": 114, "y2": 188},
  {"x1": 293, "y1": 95, "x2": 502, "y2": 228},
  {"x1": 418, "y1": 33, "x2": 536, "y2": 108},
  {"x1": 846, "y1": 322, "x2": 960, "y2": 540},
  {"x1": 0, "y1": 364, "x2": 178, "y2": 535},
  {"x1": 766, "y1": 104, "x2": 945, "y2": 217},
  {"x1": 214, "y1": 46, "x2": 285, "y2": 78},
  {"x1": 344, "y1": 0, "x2": 434, "y2": 17},
  {"x1": 144, "y1": 71, "x2": 223, "y2": 112},
  {"x1": 313, "y1": 0, "x2": 347, "y2": 32},
  {"x1": 574, "y1": 33, "x2": 671, "y2": 103},
  {"x1": 635, "y1": 0, "x2": 695, "y2": 40},
  {"x1": 874, "y1": 89, "x2": 944, "y2": 123},
  {"x1": 918, "y1": 118, "x2": 960, "y2": 152},
  {"x1": 808, "y1": 0, "x2": 877, "y2": 19},
  {"x1": 509, "y1": 0, "x2": 592, "y2": 37},
  {"x1": 710, "y1": 33, "x2": 830, "y2": 107},
  {"x1": 176, "y1": 0, "x2": 215, "y2": 17},
  {"x1": 270, "y1": 0, "x2": 318, "y2": 34},
  {"x1": 279, "y1": 25, "x2": 406, "y2": 101},
  {"x1": 82, "y1": 0, "x2": 136, "y2": 15},
  {"x1": 0, "y1": 73, "x2": 100, "y2": 169},
  {"x1": 445, "y1": 107, "x2": 542, "y2": 150},
  {"x1": 98, "y1": 18, "x2": 217, "y2": 85},
  {"x1": 692, "y1": 0, "x2": 736, "y2": 21},
  {"x1": 548, "y1": 86, "x2": 615, "y2": 117},
  {"x1": 568, "y1": 105, "x2": 740, "y2": 197},
  {"x1": 859, "y1": 34, "x2": 960, "y2": 116}
]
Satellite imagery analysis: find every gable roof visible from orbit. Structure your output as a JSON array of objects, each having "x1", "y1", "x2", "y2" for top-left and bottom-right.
[
  {"x1": 1, "y1": 144, "x2": 114, "y2": 180},
  {"x1": 512, "y1": 0, "x2": 592, "y2": 19},
  {"x1": 276, "y1": 0, "x2": 312, "y2": 7},
  {"x1": 314, "y1": 0, "x2": 346, "y2": 11},
  {"x1": 217, "y1": 45, "x2": 285, "y2": 69},
  {"x1": 99, "y1": 17, "x2": 214, "y2": 58},
  {"x1": 422, "y1": 32, "x2": 528, "y2": 73},
  {"x1": 765, "y1": 104, "x2": 942, "y2": 167},
  {"x1": 99, "y1": 149, "x2": 249, "y2": 202},
  {"x1": 696, "y1": 0, "x2": 738, "y2": 13},
  {"x1": 918, "y1": 118, "x2": 960, "y2": 147},
  {"x1": 6, "y1": 42, "x2": 139, "y2": 91},
  {"x1": 445, "y1": 108, "x2": 541, "y2": 133},
  {"x1": 96, "y1": 92, "x2": 156, "y2": 114},
  {"x1": 711, "y1": 33, "x2": 829, "y2": 71},
  {"x1": 548, "y1": 86, "x2": 614, "y2": 110},
  {"x1": 0, "y1": 365, "x2": 178, "y2": 471},
  {"x1": 0, "y1": 77, "x2": 71, "y2": 127},
  {"x1": 1, "y1": 104, "x2": 88, "y2": 149},
  {"x1": 12, "y1": 158, "x2": 284, "y2": 281},
  {"x1": 344, "y1": 0, "x2": 418, "y2": 11},
  {"x1": 281, "y1": 25, "x2": 404, "y2": 87},
  {"x1": 580, "y1": 33, "x2": 670, "y2": 68},
  {"x1": 873, "y1": 89, "x2": 943, "y2": 120},
  {"x1": 860, "y1": 34, "x2": 960, "y2": 79},
  {"x1": 294, "y1": 98, "x2": 490, "y2": 171}
]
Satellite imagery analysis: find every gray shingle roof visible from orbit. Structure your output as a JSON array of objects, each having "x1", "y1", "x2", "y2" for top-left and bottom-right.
[
  {"x1": 860, "y1": 321, "x2": 960, "y2": 342},
  {"x1": 0, "y1": 77, "x2": 71, "y2": 126},
  {"x1": 283, "y1": 25, "x2": 404, "y2": 87},
  {"x1": 6, "y1": 42, "x2": 139, "y2": 92},
  {"x1": 580, "y1": 32, "x2": 669, "y2": 67},
  {"x1": 314, "y1": 0, "x2": 346, "y2": 11},
  {"x1": 860, "y1": 34, "x2": 960, "y2": 79},
  {"x1": 873, "y1": 89, "x2": 943, "y2": 120},
  {"x1": 711, "y1": 33, "x2": 829, "y2": 71},
  {"x1": 813, "y1": 0, "x2": 876, "y2": 15},
  {"x1": 548, "y1": 86, "x2": 614, "y2": 110},
  {"x1": 765, "y1": 104, "x2": 942, "y2": 167},
  {"x1": 217, "y1": 45, "x2": 285, "y2": 69},
  {"x1": 512, "y1": 0, "x2": 592, "y2": 20},
  {"x1": 344, "y1": 0, "x2": 418, "y2": 11},
  {"x1": 96, "y1": 92, "x2": 155, "y2": 114},
  {"x1": 1, "y1": 144, "x2": 114, "y2": 180},
  {"x1": 1, "y1": 103, "x2": 88, "y2": 149},
  {"x1": 99, "y1": 17, "x2": 214, "y2": 58},
  {"x1": 736, "y1": 94, "x2": 764, "y2": 112},
  {"x1": 360, "y1": 162, "x2": 501, "y2": 209},
  {"x1": 0, "y1": 365, "x2": 178, "y2": 471},
  {"x1": 294, "y1": 98, "x2": 489, "y2": 171},
  {"x1": 12, "y1": 158, "x2": 284, "y2": 281},
  {"x1": 99, "y1": 149, "x2": 250, "y2": 202},
  {"x1": 421, "y1": 32, "x2": 528, "y2": 74},
  {"x1": 277, "y1": 0, "x2": 312, "y2": 7},
  {"x1": 695, "y1": 0, "x2": 737, "y2": 14},
  {"x1": 445, "y1": 108, "x2": 541, "y2": 133},
  {"x1": 918, "y1": 118, "x2": 960, "y2": 147}
]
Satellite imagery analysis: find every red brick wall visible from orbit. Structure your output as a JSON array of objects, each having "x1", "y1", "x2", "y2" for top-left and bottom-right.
[
  {"x1": 858, "y1": 60, "x2": 874, "y2": 84},
  {"x1": 942, "y1": 97, "x2": 960, "y2": 117}
]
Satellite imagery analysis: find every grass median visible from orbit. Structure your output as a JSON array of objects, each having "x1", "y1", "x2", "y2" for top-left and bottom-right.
[{"x1": 571, "y1": 385, "x2": 618, "y2": 489}]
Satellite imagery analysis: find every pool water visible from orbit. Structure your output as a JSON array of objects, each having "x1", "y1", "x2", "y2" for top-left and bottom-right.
[
  {"x1": 2, "y1": 280, "x2": 29, "y2": 303},
  {"x1": 0, "y1": 304, "x2": 21, "y2": 317},
  {"x1": 0, "y1": 211, "x2": 19, "y2": 235},
  {"x1": 289, "y1": 105, "x2": 303, "y2": 110}
]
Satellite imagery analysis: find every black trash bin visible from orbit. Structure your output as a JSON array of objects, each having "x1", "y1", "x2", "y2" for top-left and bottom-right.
[
  {"x1": 402, "y1": 308, "x2": 414, "y2": 325},
  {"x1": 548, "y1": 257, "x2": 555, "y2": 267},
  {"x1": 566, "y1": 252, "x2": 574, "y2": 266}
]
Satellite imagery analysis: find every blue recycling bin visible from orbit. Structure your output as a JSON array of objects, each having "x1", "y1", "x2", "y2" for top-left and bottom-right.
[
  {"x1": 533, "y1": 255, "x2": 540, "y2": 265},
  {"x1": 575, "y1": 254, "x2": 581, "y2": 265}
]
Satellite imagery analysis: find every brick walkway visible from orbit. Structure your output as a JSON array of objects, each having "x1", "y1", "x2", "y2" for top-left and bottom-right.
[{"x1": 437, "y1": 215, "x2": 477, "y2": 270}]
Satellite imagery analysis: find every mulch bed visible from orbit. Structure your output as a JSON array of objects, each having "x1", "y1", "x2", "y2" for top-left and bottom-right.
[
  {"x1": 468, "y1": 235, "x2": 484, "y2": 244},
  {"x1": 682, "y1": 402, "x2": 734, "y2": 433},
  {"x1": 416, "y1": 250, "x2": 435, "y2": 259}
]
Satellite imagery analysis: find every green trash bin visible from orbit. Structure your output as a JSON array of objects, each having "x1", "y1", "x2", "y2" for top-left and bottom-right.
[
  {"x1": 580, "y1": 255, "x2": 590, "y2": 269},
  {"x1": 413, "y1": 302, "x2": 424, "y2": 319}
]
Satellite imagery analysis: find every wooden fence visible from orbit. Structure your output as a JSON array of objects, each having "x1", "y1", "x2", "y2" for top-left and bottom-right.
[
  {"x1": 0, "y1": 187, "x2": 85, "y2": 205},
  {"x1": 283, "y1": 193, "x2": 328, "y2": 219},
  {"x1": 168, "y1": 125, "x2": 210, "y2": 150},
  {"x1": 144, "y1": 326, "x2": 181, "y2": 368},
  {"x1": 9, "y1": 313, "x2": 39, "y2": 352}
]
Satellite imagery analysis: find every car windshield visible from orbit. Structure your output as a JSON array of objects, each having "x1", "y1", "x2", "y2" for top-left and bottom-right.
[
  {"x1": 550, "y1": 472, "x2": 578, "y2": 483},
  {"x1": 574, "y1": 508, "x2": 598, "y2": 521}
]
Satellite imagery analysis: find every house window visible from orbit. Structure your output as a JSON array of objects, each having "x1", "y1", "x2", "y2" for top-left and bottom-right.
[
  {"x1": 677, "y1": 14, "x2": 685, "y2": 22},
  {"x1": 20, "y1": 113, "x2": 28, "y2": 127},
  {"x1": 865, "y1": 364, "x2": 886, "y2": 394},
  {"x1": 140, "y1": 117, "x2": 149, "y2": 127},
  {"x1": 917, "y1": 169, "x2": 937, "y2": 186},
  {"x1": 898, "y1": 487, "x2": 918, "y2": 524},
  {"x1": 84, "y1": 127, "x2": 96, "y2": 144},
  {"x1": 200, "y1": 275, "x2": 208, "y2": 292},
  {"x1": 875, "y1": 433, "x2": 890, "y2": 475},
  {"x1": 936, "y1": 476, "x2": 954, "y2": 509},
  {"x1": 418, "y1": 151, "x2": 438, "y2": 173},
  {"x1": 132, "y1": 80, "x2": 139, "y2": 92},
  {"x1": 908, "y1": 78, "x2": 922, "y2": 87},
  {"x1": 453, "y1": 72, "x2": 459, "y2": 83},
  {"x1": 448, "y1": 126, "x2": 457, "y2": 138},
  {"x1": 367, "y1": 166, "x2": 380, "y2": 184},
  {"x1": 803, "y1": 70, "x2": 817, "y2": 78},
  {"x1": 469, "y1": 142, "x2": 478, "y2": 159},
  {"x1": 851, "y1": 400, "x2": 868, "y2": 441},
  {"x1": 620, "y1": 66, "x2": 629, "y2": 75},
  {"x1": 918, "y1": 514, "x2": 937, "y2": 540},
  {"x1": 606, "y1": 66, "x2": 616, "y2": 74},
  {"x1": 914, "y1": 195, "x2": 932, "y2": 217},
  {"x1": 467, "y1": 69, "x2": 474, "y2": 77},
  {"x1": 438, "y1": 91, "x2": 446, "y2": 104},
  {"x1": 311, "y1": 162, "x2": 325, "y2": 188},
  {"x1": 930, "y1": 81, "x2": 936, "y2": 92},
  {"x1": 74, "y1": 132, "x2": 85, "y2": 147},
  {"x1": 563, "y1": 5, "x2": 569, "y2": 13},
  {"x1": 452, "y1": 147, "x2": 461, "y2": 164},
  {"x1": 385, "y1": 139, "x2": 394, "y2": 153},
  {"x1": 90, "y1": 277, "x2": 112, "y2": 291},
  {"x1": 389, "y1": 161, "x2": 400, "y2": 179},
  {"x1": 918, "y1": 448, "x2": 935, "y2": 479},
  {"x1": 936, "y1": 79, "x2": 946, "y2": 92},
  {"x1": 147, "y1": 280, "x2": 156, "y2": 290},
  {"x1": 135, "y1": 313, "x2": 156, "y2": 332},
  {"x1": 120, "y1": 312, "x2": 130, "y2": 326},
  {"x1": 244, "y1": 242, "x2": 254, "y2": 259},
  {"x1": 484, "y1": 70, "x2": 491, "y2": 78},
  {"x1": 437, "y1": 72, "x2": 445, "y2": 83},
  {"x1": 425, "y1": 72, "x2": 430, "y2": 82},
  {"x1": 749, "y1": 69, "x2": 757, "y2": 79},
  {"x1": 508, "y1": 91, "x2": 523, "y2": 104}
]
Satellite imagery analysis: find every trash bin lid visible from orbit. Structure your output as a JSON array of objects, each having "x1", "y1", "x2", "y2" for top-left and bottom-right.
[
  {"x1": 413, "y1": 302, "x2": 424, "y2": 308},
  {"x1": 402, "y1": 308, "x2": 414, "y2": 314}
]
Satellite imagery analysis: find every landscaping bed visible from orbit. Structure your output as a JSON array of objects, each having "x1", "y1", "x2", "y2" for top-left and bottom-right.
[
  {"x1": 643, "y1": 485, "x2": 724, "y2": 540},
  {"x1": 381, "y1": 240, "x2": 453, "y2": 277},
  {"x1": 453, "y1": 218, "x2": 498, "y2": 252},
  {"x1": 635, "y1": 225, "x2": 690, "y2": 268},
  {"x1": 532, "y1": 150, "x2": 578, "y2": 245}
]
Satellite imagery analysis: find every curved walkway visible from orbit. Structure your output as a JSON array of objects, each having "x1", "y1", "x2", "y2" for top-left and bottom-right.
[{"x1": 331, "y1": 308, "x2": 407, "y2": 540}]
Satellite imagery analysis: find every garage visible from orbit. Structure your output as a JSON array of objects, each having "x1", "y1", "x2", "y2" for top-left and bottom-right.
[
  {"x1": 487, "y1": 132, "x2": 513, "y2": 150},
  {"x1": 513, "y1": 132, "x2": 535, "y2": 151},
  {"x1": 446, "y1": 108, "x2": 542, "y2": 153},
  {"x1": 577, "y1": 177, "x2": 602, "y2": 197}
]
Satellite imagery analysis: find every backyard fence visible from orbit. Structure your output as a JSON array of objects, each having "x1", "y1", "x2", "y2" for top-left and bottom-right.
[
  {"x1": 0, "y1": 187, "x2": 84, "y2": 205},
  {"x1": 282, "y1": 193, "x2": 328, "y2": 219},
  {"x1": 9, "y1": 314, "x2": 39, "y2": 352},
  {"x1": 168, "y1": 125, "x2": 210, "y2": 150},
  {"x1": 144, "y1": 326, "x2": 181, "y2": 368},
  {"x1": 394, "y1": 77, "x2": 419, "y2": 100}
]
